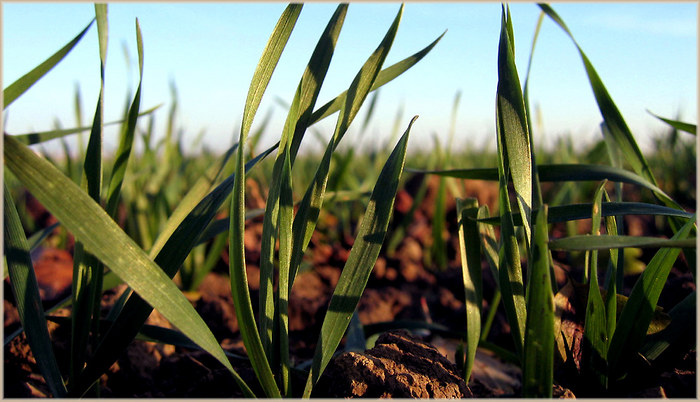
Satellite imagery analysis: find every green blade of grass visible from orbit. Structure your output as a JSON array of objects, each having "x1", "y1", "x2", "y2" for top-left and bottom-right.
[
  {"x1": 549, "y1": 235, "x2": 696, "y2": 251},
  {"x1": 523, "y1": 11, "x2": 545, "y2": 211},
  {"x1": 495, "y1": 8, "x2": 526, "y2": 358},
  {"x1": 105, "y1": 18, "x2": 143, "y2": 218},
  {"x1": 477, "y1": 205, "x2": 502, "y2": 341},
  {"x1": 581, "y1": 181, "x2": 609, "y2": 391},
  {"x1": 303, "y1": 116, "x2": 415, "y2": 397},
  {"x1": 538, "y1": 3, "x2": 695, "y2": 268},
  {"x1": 289, "y1": 4, "x2": 404, "y2": 292},
  {"x1": 522, "y1": 205, "x2": 553, "y2": 397},
  {"x1": 415, "y1": 164, "x2": 673, "y2": 201},
  {"x1": 277, "y1": 148, "x2": 294, "y2": 396},
  {"x1": 4, "y1": 19, "x2": 94, "y2": 107},
  {"x1": 648, "y1": 111, "x2": 696, "y2": 135},
  {"x1": 497, "y1": 4, "x2": 533, "y2": 245},
  {"x1": 229, "y1": 4, "x2": 301, "y2": 398},
  {"x1": 307, "y1": 30, "x2": 445, "y2": 126},
  {"x1": 288, "y1": 4, "x2": 348, "y2": 161},
  {"x1": 476, "y1": 202, "x2": 694, "y2": 226},
  {"x1": 4, "y1": 133, "x2": 254, "y2": 398},
  {"x1": 537, "y1": 4, "x2": 654, "y2": 187},
  {"x1": 258, "y1": 4, "x2": 347, "y2": 362},
  {"x1": 4, "y1": 185, "x2": 67, "y2": 397},
  {"x1": 602, "y1": 191, "x2": 619, "y2": 342},
  {"x1": 70, "y1": 5, "x2": 108, "y2": 387},
  {"x1": 607, "y1": 216, "x2": 696, "y2": 380},
  {"x1": 10, "y1": 105, "x2": 162, "y2": 146},
  {"x1": 456, "y1": 198, "x2": 482, "y2": 383}
]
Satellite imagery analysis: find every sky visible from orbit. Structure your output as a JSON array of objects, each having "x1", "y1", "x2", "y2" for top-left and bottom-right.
[{"x1": 2, "y1": 2, "x2": 697, "y2": 156}]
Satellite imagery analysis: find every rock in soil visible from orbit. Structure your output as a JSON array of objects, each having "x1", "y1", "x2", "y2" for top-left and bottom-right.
[{"x1": 313, "y1": 329, "x2": 471, "y2": 398}]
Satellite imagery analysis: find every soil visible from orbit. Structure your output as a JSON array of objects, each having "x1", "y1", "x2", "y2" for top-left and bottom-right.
[{"x1": 4, "y1": 174, "x2": 696, "y2": 398}]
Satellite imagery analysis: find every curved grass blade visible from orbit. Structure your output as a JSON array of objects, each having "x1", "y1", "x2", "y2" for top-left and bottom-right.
[
  {"x1": 288, "y1": 4, "x2": 349, "y2": 161},
  {"x1": 648, "y1": 111, "x2": 696, "y2": 135},
  {"x1": 495, "y1": 10, "x2": 526, "y2": 356},
  {"x1": 456, "y1": 198, "x2": 482, "y2": 383},
  {"x1": 277, "y1": 148, "x2": 294, "y2": 396},
  {"x1": 522, "y1": 205, "x2": 553, "y2": 397},
  {"x1": 70, "y1": 5, "x2": 107, "y2": 387},
  {"x1": 477, "y1": 205, "x2": 502, "y2": 341},
  {"x1": 537, "y1": 4, "x2": 654, "y2": 187},
  {"x1": 229, "y1": 5, "x2": 302, "y2": 398},
  {"x1": 549, "y1": 235, "x2": 696, "y2": 251},
  {"x1": 10, "y1": 105, "x2": 162, "y2": 146},
  {"x1": 416, "y1": 164, "x2": 673, "y2": 202},
  {"x1": 105, "y1": 18, "x2": 144, "y2": 218},
  {"x1": 602, "y1": 191, "x2": 619, "y2": 341},
  {"x1": 308, "y1": 30, "x2": 445, "y2": 125},
  {"x1": 289, "y1": 4, "x2": 405, "y2": 292},
  {"x1": 523, "y1": 11, "x2": 546, "y2": 211},
  {"x1": 476, "y1": 202, "x2": 693, "y2": 226},
  {"x1": 537, "y1": 5, "x2": 694, "y2": 266},
  {"x1": 258, "y1": 4, "x2": 347, "y2": 363},
  {"x1": 4, "y1": 19, "x2": 94, "y2": 107},
  {"x1": 581, "y1": 181, "x2": 609, "y2": 391},
  {"x1": 497, "y1": 4, "x2": 532, "y2": 245},
  {"x1": 303, "y1": 116, "x2": 415, "y2": 397},
  {"x1": 607, "y1": 216, "x2": 696, "y2": 381},
  {"x1": 496, "y1": 140, "x2": 526, "y2": 359},
  {"x1": 4, "y1": 185, "x2": 67, "y2": 397},
  {"x1": 4, "y1": 134, "x2": 254, "y2": 398}
]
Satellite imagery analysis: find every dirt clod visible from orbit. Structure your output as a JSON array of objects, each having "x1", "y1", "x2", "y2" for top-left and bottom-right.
[{"x1": 314, "y1": 329, "x2": 471, "y2": 398}]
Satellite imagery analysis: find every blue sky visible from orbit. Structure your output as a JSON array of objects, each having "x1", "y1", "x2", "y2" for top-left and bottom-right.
[{"x1": 3, "y1": 2, "x2": 697, "y2": 155}]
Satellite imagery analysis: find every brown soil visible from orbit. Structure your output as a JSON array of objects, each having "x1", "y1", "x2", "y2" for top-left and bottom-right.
[{"x1": 4, "y1": 175, "x2": 696, "y2": 398}]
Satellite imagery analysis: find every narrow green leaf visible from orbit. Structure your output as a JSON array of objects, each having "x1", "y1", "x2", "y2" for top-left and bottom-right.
[
  {"x1": 229, "y1": 5, "x2": 302, "y2": 398},
  {"x1": 4, "y1": 185, "x2": 67, "y2": 397},
  {"x1": 288, "y1": 3, "x2": 349, "y2": 161},
  {"x1": 258, "y1": 4, "x2": 347, "y2": 363},
  {"x1": 538, "y1": 4, "x2": 654, "y2": 185},
  {"x1": 581, "y1": 181, "x2": 609, "y2": 390},
  {"x1": 522, "y1": 205, "x2": 553, "y2": 397},
  {"x1": 648, "y1": 111, "x2": 696, "y2": 135},
  {"x1": 476, "y1": 202, "x2": 693, "y2": 227},
  {"x1": 495, "y1": 11, "x2": 526, "y2": 355},
  {"x1": 105, "y1": 18, "x2": 144, "y2": 218},
  {"x1": 456, "y1": 198, "x2": 482, "y2": 383},
  {"x1": 277, "y1": 148, "x2": 294, "y2": 396},
  {"x1": 4, "y1": 19, "x2": 94, "y2": 107},
  {"x1": 497, "y1": 4, "x2": 532, "y2": 245},
  {"x1": 538, "y1": 5, "x2": 694, "y2": 271},
  {"x1": 549, "y1": 235, "x2": 696, "y2": 251},
  {"x1": 308, "y1": 30, "x2": 445, "y2": 125},
  {"x1": 415, "y1": 163, "x2": 672, "y2": 202},
  {"x1": 71, "y1": 6, "x2": 107, "y2": 385},
  {"x1": 607, "y1": 216, "x2": 696, "y2": 380},
  {"x1": 3, "y1": 134, "x2": 253, "y2": 398},
  {"x1": 303, "y1": 116, "x2": 415, "y2": 397},
  {"x1": 290, "y1": 4, "x2": 404, "y2": 292}
]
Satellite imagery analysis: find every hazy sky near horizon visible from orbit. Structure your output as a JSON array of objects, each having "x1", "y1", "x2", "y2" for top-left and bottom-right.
[{"x1": 3, "y1": 2, "x2": 697, "y2": 154}]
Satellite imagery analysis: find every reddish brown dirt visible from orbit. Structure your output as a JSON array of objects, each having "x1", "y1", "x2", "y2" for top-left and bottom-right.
[{"x1": 4, "y1": 175, "x2": 696, "y2": 398}]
